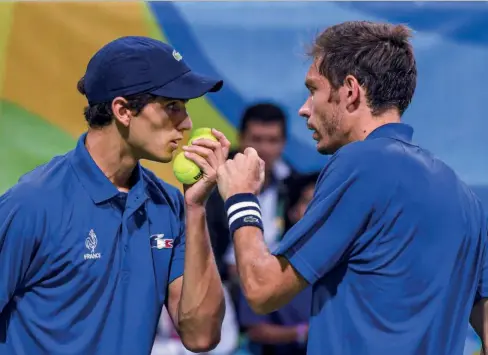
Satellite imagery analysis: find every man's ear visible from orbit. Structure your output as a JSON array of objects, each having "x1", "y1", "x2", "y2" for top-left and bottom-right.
[
  {"x1": 343, "y1": 75, "x2": 360, "y2": 113},
  {"x1": 111, "y1": 97, "x2": 132, "y2": 127}
]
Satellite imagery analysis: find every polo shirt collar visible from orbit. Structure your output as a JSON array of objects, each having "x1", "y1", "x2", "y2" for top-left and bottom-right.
[
  {"x1": 70, "y1": 132, "x2": 147, "y2": 205},
  {"x1": 365, "y1": 123, "x2": 414, "y2": 143}
]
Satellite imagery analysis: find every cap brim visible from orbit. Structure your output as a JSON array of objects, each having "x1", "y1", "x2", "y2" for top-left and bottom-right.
[{"x1": 151, "y1": 71, "x2": 223, "y2": 100}]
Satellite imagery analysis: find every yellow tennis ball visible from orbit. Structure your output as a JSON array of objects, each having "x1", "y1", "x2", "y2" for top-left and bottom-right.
[
  {"x1": 188, "y1": 127, "x2": 218, "y2": 145},
  {"x1": 172, "y1": 128, "x2": 218, "y2": 185},
  {"x1": 173, "y1": 151, "x2": 203, "y2": 185}
]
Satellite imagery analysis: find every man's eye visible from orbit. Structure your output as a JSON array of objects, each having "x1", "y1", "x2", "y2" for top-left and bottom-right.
[{"x1": 167, "y1": 102, "x2": 181, "y2": 111}]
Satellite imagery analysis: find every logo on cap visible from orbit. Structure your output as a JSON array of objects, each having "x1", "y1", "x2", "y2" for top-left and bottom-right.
[{"x1": 172, "y1": 49, "x2": 183, "y2": 61}]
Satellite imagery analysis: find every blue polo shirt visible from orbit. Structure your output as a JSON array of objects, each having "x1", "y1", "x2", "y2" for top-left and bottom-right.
[
  {"x1": 273, "y1": 123, "x2": 488, "y2": 355},
  {"x1": 0, "y1": 133, "x2": 186, "y2": 354}
]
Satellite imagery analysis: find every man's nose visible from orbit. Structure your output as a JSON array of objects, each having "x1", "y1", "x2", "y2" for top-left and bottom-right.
[
  {"x1": 298, "y1": 97, "x2": 312, "y2": 118},
  {"x1": 178, "y1": 115, "x2": 193, "y2": 132}
]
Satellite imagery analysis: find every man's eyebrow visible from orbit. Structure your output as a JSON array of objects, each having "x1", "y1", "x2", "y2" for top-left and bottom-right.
[{"x1": 158, "y1": 97, "x2": 188, "y2": 104}]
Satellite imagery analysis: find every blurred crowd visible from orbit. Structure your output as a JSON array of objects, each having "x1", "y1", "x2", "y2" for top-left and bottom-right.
[{"x1": 152, "y1": 102, "x2": 320, "y2": 355}]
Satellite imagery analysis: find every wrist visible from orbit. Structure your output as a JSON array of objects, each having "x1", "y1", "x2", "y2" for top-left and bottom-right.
[
  {"x1": 224, "y1": 193, "x2": 263, "y2": 238},
  {"x1": 224, "y1": 189, "x2": 256, "y2": 202},
  {"x1": 184, "y1": 203, "x2": 207, "y2": 214}
]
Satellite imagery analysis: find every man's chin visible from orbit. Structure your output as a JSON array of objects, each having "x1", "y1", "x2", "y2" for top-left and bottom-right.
[
  {"x1": 141, "y1": 153, "x2": 174, "y2": 164},
  {"x1": 317, "y1": 141, "x2": 339, "y2": 156}
]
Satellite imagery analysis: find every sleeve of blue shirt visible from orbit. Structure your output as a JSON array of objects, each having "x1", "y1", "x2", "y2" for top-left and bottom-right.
[
  {"x1": 0, "y1": 187, "x2": 47, "y2": 313},
  {"x1": 168, "y1": 190, "x2": 186, "y2": 284},
  {"x1": 272, "y1": 148, "x2": 377, "y2": 284}
]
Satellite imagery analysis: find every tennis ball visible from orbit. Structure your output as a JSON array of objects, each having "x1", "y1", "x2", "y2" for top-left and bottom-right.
[
  {"x1": 173, "y1": 151, "x2": 203, "y2": 185},
  {"x1": 188, "y1": 127, "x2": 218, "y2": 145},
  {"x1": 172, "y1": 127, "x2": 217, "y2": 185}
]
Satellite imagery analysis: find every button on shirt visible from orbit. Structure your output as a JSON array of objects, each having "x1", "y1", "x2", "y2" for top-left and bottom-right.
[
  {"x1": 0, "y1": 133, "x2": 186, "y2": 355},
  {"x1": 273, "y1": 123, "x2": 488, "y2": 355}
]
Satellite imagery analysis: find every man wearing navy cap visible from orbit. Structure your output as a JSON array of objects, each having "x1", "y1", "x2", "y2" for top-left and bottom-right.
[
  {"x1": 0, "y1": 36, "x2": 227, "y2": 354},
  {"x1": 215, "y1": 21, "x2": 488, "y2": 354}
]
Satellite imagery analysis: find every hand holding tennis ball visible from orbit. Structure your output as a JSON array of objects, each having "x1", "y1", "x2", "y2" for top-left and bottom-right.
[
  {"x1": 174, "y1": 128, "x2": 231, "y2": 206},
  {"x1": 173, "y1": 128, "x2": 218, "y2": 185}
]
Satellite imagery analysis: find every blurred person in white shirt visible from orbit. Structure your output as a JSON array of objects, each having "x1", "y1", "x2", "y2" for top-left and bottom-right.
[{"x1": 152, "y1": 285, "x2": 238, "y2": 355}]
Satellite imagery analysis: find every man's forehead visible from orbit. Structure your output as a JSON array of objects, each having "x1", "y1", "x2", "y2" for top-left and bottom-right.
[{"x1": 305, "y1": 61, "x2": 322, "y2": 86}]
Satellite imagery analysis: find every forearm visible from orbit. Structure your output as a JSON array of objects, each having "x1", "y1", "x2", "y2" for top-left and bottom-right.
[
  {"x1": 233, "y1": 226, "x2": 299, "y2": 314},
  {"x1": 247, "y1": 323, "x2": 305, "y2": 344},
  {"x1": 178, "y1": 205, "x2": 225, "y2": 347}
]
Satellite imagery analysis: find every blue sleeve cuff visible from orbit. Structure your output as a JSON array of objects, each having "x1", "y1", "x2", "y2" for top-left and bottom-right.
[
  {"x1": 476, "y1": 289, "x2": 488, "y2": 302},
  {"x1": 273, "y1": 247, "x2": 318, "y2": 285},
  {"x1": 168, "y1": 259, "x2": 184, "y2": 284}
]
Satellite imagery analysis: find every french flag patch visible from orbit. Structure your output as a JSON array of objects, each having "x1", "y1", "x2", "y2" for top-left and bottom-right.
[{"x1": 150, "y1": 234, "x2": 174, "y2": 249}]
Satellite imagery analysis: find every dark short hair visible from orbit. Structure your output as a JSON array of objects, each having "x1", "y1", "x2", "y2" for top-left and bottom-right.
[
  {"x1": 308, "y1": 21, "x2": 417, "y2": 116},
  {"x1": 77, "y1": 77, "x2": 158, "y2": 128},
  {"x1": 239, "y1": 102, "x2": 287, "y2": 138}
]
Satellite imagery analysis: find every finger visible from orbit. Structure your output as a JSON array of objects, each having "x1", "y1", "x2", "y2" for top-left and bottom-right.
[
  {"x1": 212, "y1": 128, "x2": 231, "y2": 159},
  {"x1": 243, "y1": 147, "x2": 259, "y2": 158},
  {"x1": 191, "y1": 137, "x2": 225, "y2": 165},
  {"x1": 190, "y1": 138, "x2": 220, "y2": 150},
  {"x1": 233, "y1": 152, "x2": 245, "y2": 164},
  {"x1": 183, "y1": 151, "x2": 214, "y2": 177},
  {"x1": 183, "y1": 145, "x2": 218, "y2": 170}
]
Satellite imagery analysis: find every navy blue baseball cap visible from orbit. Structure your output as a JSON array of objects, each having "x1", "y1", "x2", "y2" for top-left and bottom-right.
[{"x1": 83, "y1": 36, "x2": 223, "y2": 105}]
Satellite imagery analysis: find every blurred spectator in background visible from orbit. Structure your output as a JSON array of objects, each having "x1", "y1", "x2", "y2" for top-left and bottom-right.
[
  {"x1": 152, "y1": 285, "x2": 239, "y2": 355},
  {"x1": 238, "y1": 172, "x2": 319, "y2": 355},
  {"x1": 282, "y1": 172, "x2": 320, "y2": 235},
  {"x1": 206, "y1": 103, "x2": 294, "y2": 284}
]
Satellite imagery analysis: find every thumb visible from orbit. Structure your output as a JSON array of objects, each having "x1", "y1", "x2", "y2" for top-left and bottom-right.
[{"x1": 243, "y1": 147, "x2": 258, "y2": 158}]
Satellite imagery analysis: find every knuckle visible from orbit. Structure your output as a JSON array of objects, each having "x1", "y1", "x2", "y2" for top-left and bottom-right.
[
  {"x1": 206, "y1": 140, "x2": 219, "y2": 148},
  {"x1": 199, "y1": 148, "x2": 210, "y2": 158}
]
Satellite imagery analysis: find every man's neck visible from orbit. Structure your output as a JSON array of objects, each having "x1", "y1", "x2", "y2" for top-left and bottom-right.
[
  {"x1": 352, "y1": 109, "x2": 401, "y2": 142},
  {"x1": 85, "y1": 128, "x2": 138, "y2": 192}
]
